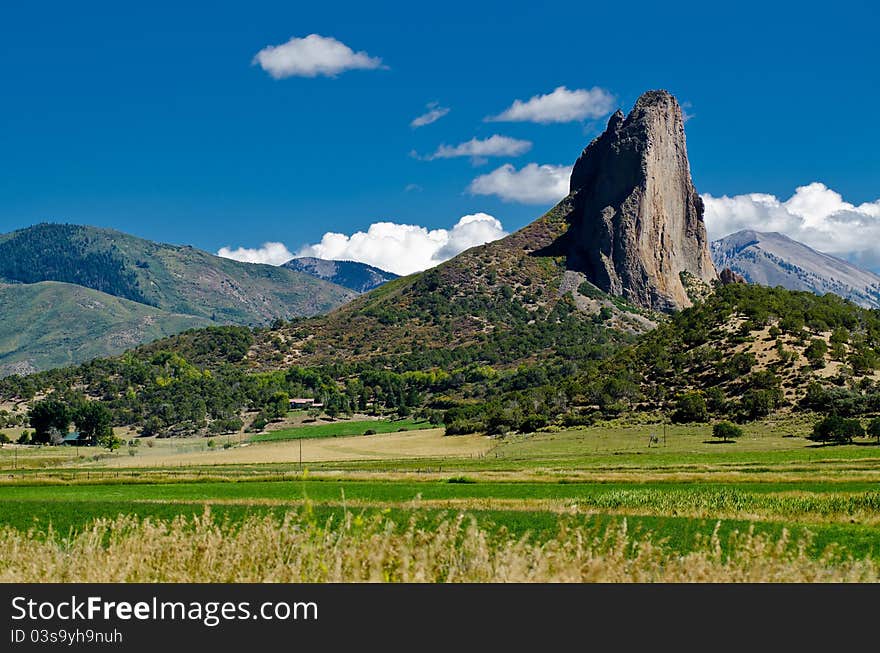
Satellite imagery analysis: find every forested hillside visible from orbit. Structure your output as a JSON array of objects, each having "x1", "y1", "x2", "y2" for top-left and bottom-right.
[
  {"x1": 0, "y1": 224, "x2": 148, "y2": 303},
  {"x1": 6, "y1": 281, "x2": 879, "y2": 442}
]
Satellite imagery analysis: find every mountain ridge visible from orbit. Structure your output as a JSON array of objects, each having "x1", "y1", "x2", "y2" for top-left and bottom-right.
[
  {"x1": 282, "y1": 257, "x2": 399, "y2": 293},
  {"x1": 0, "y1": 223, "x2": 356, "y2": 323},
  {"x1": 711, "y1": 230, "x2": 880, "y2": 309}
]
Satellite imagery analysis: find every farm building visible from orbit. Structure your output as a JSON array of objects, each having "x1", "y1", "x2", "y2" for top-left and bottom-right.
[
  {"x1": 62, "y1": 431, "x2": 91, "y2": 446},
  {"x1": 289, "y1": 397, "x2": 321, "y2": 409}
]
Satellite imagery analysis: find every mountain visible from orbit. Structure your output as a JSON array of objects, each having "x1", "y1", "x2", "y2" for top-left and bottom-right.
[
  {"x1": 711, "y1": 230, "x2": 880, "y2": 309},
  {"x1": 244, "y1": 89, "x2": 718, "y2": 369},
  {"x1": 0, "y1": 223, "x2": 357, "y2": 324},
  {"x1": 565, "y1": 90, "x2": 717, "y2": 310},
  {"x1": 0, "y1": 281, "x2": 211, "y2": 376},
  {"x1": 8, "y1": 90, "x2": 880, "y2": 438},
  {"x1": 282, "y1": 257, "x2": 399, "y2": 293},
  {"x1": 0, "y1": 223, "x2": 358, "y2": 374}
]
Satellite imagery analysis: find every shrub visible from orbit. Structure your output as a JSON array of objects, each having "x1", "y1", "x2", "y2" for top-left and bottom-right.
[
  {"x1": 712, "y1": 421, "x2": 743, "y2": 442},
  {"x1": 247, "y1": 413, "x2": 268, "y2": 433},
  {"x1": 363, "y1": 429, "x2": 377, "y2": 436}
]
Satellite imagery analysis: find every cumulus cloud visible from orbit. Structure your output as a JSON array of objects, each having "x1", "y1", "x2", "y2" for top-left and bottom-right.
[
  {"x1": 487, "y1": 86, "x2": 616, "y2": 124},
  {"x1": 411, "y1": 102, "x2": 450, "y2": 128},
  {"x1": 419, "y1": 135, "x2": 532, "y2": 162},
  {"x1": 216, "y1": 242, "x2": 294, "y2": 266},
  {"x1": 296, "y1": 213, "x2": 507, "y2": 275},
  {"x1": 252, "y1": 34, "x2": 384, "y2": 79},
  {"x1": 468, "y1": 163, "x2": 572, "y2": 204},
  {"x1": 703, "y1": 183, "x2": 880, "y2": 269}
]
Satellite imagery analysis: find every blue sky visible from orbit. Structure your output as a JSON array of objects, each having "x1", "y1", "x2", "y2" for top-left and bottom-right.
[{"x1": 1, "y1": 0, "x2": 878, "y2": 272}]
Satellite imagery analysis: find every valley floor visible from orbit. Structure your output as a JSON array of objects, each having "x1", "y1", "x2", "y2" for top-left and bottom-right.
[{"x1": 2, "y1": 415, "x2": 880, "y2": 581}]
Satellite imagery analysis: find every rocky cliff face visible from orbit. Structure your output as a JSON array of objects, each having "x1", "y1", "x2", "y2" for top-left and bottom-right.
[{"x1": 565, "y1": 90, "x2": 717, "y2": 311}]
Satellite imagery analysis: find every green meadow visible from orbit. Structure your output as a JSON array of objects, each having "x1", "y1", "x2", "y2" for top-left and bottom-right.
[{"x1": 2, "y1": 417, "x2": 880, "y2": 577}]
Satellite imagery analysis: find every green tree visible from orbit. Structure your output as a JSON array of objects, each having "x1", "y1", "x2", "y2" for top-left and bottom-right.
[
  {"x1": 141, "y1": 416, "x2": 162, "y2": 437},
  {"x1": 712, "y1": 421, "x2": 743, "y2": 442},
  {"x1": 804, "y1": 339, "x2": 828, "y2": 368},
  {"x1": 266, "y1": 391, "x2": 290, "y2": 420},
  {"x1": 73, "y1": 401, "x2": 113, "y2": 446},
  {"x1": 671, "y1": 393, "x2": 708, "y2": 424},
  {"x1": 810, "y1": 415, "x2": 864, "y2": 444},
  {"x1": 97, "y1": 430, "x2": 122, "y2": 451},
  {"x1": 739, "y1": 388, "x2": 782, "y2": 421},
  {"x1": 28, "y1": 399, "x2": 72, "y2": 444},
  {"x1": 867, "y1": 417, "x2": 880, "y2": 444}
]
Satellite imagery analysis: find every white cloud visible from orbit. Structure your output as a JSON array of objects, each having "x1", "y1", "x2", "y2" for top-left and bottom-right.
[
  {"x1": 411, "y1": 102, "x2": 450, "y2": 128},
  {"x1": 296, "y1": 213, "x2": 507, "y2": 275},
  {"x1": 703, "y1": 183, "x2": 880, "y2": 269},
  {"x1": 216, "y1": 242, "x2": 294, "y2": 266},
  {"x1": 252, "y1": 34, "x2": 384, "y2": 79},
  {"x1": 681, "y1": 101, "x2": 695, "y2": 123},
  {"x1": 487, "y1": 86, "x2": 616, "y2": 124},
  {"x1": 420, "y1": 135, "x2": 532, "y2": 162},
  {"x1": 468, "y1": 163, "x2": 572, "y2": 204}
]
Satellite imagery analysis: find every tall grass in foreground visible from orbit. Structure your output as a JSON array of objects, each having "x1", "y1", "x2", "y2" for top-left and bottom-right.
[{"x1": 0, "y1": 510, "x2": 876, "y2": 582}]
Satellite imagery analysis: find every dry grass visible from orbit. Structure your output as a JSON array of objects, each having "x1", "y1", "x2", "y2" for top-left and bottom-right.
[
  {"x1": 93, "y1": 429, "x2": 492, "y2": 468},
  {"x1": 0, "y1": 509, "x2": 875, "y2": 583}
]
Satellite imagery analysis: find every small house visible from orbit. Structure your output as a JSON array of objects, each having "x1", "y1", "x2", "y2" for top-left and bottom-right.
[{"x1": 62, "y1": 431, "x2": 91, "y2": 446}]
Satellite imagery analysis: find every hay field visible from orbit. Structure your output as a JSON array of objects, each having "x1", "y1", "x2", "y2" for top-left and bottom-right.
[{"x1": 95, "y1": 428, "x2": 492, "y2": 468}]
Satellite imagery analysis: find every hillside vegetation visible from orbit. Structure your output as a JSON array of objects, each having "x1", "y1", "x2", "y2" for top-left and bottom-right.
[
  {"x1": 6, "y1": 278, "x2": 880, "y2": 443},
  {"x1": 0, "y1": 282, "x2": 211, "y2": 376},
  {"x1": 248, "y1": 199, "x2": 654, "y2": 371},
  {"x1": 620, "y1": 283, "x2": 880, "y2": 423}
]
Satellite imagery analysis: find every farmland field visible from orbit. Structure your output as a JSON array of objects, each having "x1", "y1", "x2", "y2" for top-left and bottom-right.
[
  {"x1": 250, "y1": 417, "x2": 431, "y2": 442},
  {"x1": 2, "y1": 416, "x2": 880, "y2": 581}
]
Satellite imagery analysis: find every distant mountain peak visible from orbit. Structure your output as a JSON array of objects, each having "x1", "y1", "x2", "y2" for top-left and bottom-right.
[
  {"x1": 711, "y1": 230, "x2": 880, "y2": 308},
  {"x1": 282, "y1": 257, "x2": 398, "y2": 293}
]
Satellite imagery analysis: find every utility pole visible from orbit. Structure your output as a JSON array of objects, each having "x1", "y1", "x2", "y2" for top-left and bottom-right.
[{"x1": 299, "y1": 437, "x2": 302, "y2": 471}]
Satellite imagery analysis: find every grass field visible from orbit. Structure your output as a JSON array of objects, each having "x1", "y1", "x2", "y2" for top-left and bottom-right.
[
  {"x1": 2, "y1": 415, "x2": 880, "y2": 581},
  {"x1": 250, "y1": 417, "x2": 431, "y2": 442}
]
